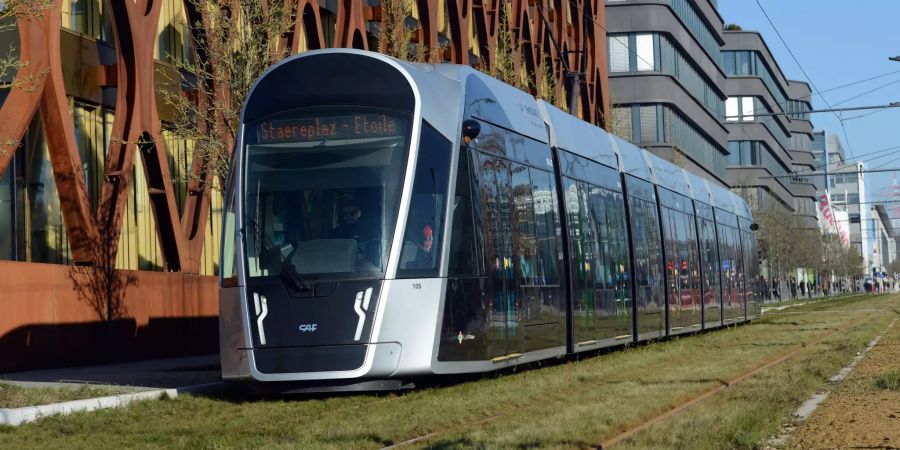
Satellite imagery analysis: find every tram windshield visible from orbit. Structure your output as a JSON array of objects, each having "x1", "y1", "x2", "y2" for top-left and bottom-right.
[{"x1": 243, "y1": 108, "x2": 412, "y2": 280}]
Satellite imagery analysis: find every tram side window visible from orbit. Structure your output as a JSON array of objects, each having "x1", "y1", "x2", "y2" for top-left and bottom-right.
[
  {"x1": 221, "y1": 159, "x2": 238, "y2": 285},
  {"x1": 630, "y1": 199, "x2": 649, "y2": 290},
  {"x1": 448, "y1": 149, "x2": 482, "y2": 276},
  {"x1": 631, "y1": 197, "x2": 664, "y2": 307},
  {"x1": 397, "y1": 122, "x2": 452, "y2": 277},
  {"x1": 699, "y1": 218, "x2": 720, "y2": 295},
  {"x1": 511, "y1": 163, "x2": 539, "y2": 283},
  {"x1": 531, "y1": 170, "x2": 560, "y2": 285},
  {"x1": 511, "y1": 163, "x2": 561, "y2": 286}
]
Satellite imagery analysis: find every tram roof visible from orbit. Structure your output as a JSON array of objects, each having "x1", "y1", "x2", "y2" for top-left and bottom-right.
[
  {"x1": 643, "y1": 152, "x2": 694, "y2": 199},
  {"x1": 241, "y1": 49, "x2": 464, "y2": 143},
  {"x1": 536, "y1": 101, "x2": 618, "y2": 170},
  {"x1": 242, "y1": 49, "x2": 752, "y2": 221},
  {"x1": 433, "y1": 65, "x2": 549, "y2": 144}
]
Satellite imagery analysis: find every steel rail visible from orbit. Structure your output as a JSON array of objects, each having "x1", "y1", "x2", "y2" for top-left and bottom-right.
[
  {"x1": 378, "y1": 313, "x2": 871, "y2": 449},
  {"x1": 594, "y1": 315, "x2": 875, "y2": 449}
]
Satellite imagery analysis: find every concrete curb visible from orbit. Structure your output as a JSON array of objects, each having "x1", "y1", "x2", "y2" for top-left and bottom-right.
[
  {"x1": 762, "y1": 302, "x2": 809, "y2": 313},
  {"x1": 0, "y1": 388, "x2": 178, "y2": 426},
  {"x1": 0, "y1": 380, "x2": 230, "y2": 427}
]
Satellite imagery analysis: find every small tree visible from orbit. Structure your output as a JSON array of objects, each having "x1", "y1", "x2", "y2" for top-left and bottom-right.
[
  {"x1": 493, "y1": 3, "x2": 523, "y2": 89},
  {"x1": 536, "y1": 54, "x2": 563, "y2": 109},
  {"x1": 159, "y1": 0, "x2": 294, "y2": 185},
  {"x1": 379, "y1": 0, "x2": 415, "y2": 61}
]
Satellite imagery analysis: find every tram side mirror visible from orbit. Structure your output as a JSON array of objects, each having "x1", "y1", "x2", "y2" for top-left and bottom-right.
[
  {"x1": 749, "y1": 223, "x2": 760, "y2": 231},
  {"x1": 462, "y1": 119, "x2": 481, "y2": 145}
]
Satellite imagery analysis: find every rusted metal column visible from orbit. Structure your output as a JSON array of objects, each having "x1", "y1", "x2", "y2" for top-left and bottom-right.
[
  {"x1": 334, "y1": 0, "x2": 370, "y2": 49},
  {"x1": 0, "y1": 4, "x2": 49, "y2": 177},
  {"x1": 0, "y1": 2, "x2": 99, "y2": 264},
  {"x1": 38, "y1": 3, "x2": 100, "y2": 263},
  {"x1": 103, "y1": 0, "x2": 193, "y2": 272}
]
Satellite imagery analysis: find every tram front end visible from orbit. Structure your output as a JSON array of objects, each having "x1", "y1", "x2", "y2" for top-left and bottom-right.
[{"x1": 219, "y1": 50, "x2": 459, "y2": 388}]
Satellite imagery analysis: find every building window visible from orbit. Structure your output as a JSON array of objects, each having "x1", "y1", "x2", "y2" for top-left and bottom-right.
[
  {"x1": 726, "y1": 96, "x2": 758, "y2": 121},
  {"x1": 608, "y1": 34, "x2": 630, "y2": 72},
  {"x1": 1, "y1": 103, "x2": 221, "y2": 275},
  {"x1": 63, "y1": 0, "x2": 106, "y2": 40},
  {"x1": 639, "y1": 105, "x2": 657, "y2": 143},
  {"x1": 635, "y1": 34, "x2": 655, "y2": 71},
  {"x1": 741, "y1": 97, "x2": 755, "y2": 120},
  {"x1": 611, "y1": 106, "x2": 632, "y2": 141},
  {"x1": 790, "y1": 133, "x2": 811, "y2": 152},
  {"x1": 667, "y1": 0, "x2": 722, "y2": 66},
  {"x1": 723, "y1": 50, "x2": 792, "y2": 115},
  {"x1": 617, "y1": 104, "x2": 727, "y2": 178},
  {"x1": 320, "y1": 7, "x2": 337, "y2": 48},
  {"x1": 157, "y1": 0, "x2": 193, "y2": 64},
  {"x1": 609, "y1": 32, "x2": 724, "y2": 119},
  {"x1": 727, "y1": 140, "x2": 790, "y2": 176}
]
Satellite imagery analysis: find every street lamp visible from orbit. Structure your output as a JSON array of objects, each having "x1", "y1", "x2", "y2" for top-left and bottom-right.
[{"x1": 890, "y1": 56, "x2": 900, "y2": 62}]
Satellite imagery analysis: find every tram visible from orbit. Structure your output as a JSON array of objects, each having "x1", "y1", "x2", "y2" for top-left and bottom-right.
[{"x1": 218, "y1": 49, "x2": 760, "y2": 390}]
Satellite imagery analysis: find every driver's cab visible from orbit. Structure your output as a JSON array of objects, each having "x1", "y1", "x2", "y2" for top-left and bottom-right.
[
  {"x1": 243, "y1": 108, "x2": 411, "y2": 283},
  {"x1": 250, "y1": 186, "x2": 385, "y2": 279}
]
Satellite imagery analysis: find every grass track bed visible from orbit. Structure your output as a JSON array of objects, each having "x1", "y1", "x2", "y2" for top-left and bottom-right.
[{"x1": 1, "y1": 294, "x2": 898, "y2": 449}]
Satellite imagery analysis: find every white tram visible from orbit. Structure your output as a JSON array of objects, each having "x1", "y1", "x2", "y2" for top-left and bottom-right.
[{"x1": 218, "y1": 49, "x2": 760, "y2": 390}]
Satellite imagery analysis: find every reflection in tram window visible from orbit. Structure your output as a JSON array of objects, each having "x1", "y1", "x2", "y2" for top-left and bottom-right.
[
  {"x1": 467, "y1": 132, "x2": 564, "y2": 356},
  {"x1": 397, "y1": 123, "x2": 452, "y2": 277},
  {"x1": 628, "y1": 191, "x2": 665, "y2": 338},
  {"x1": 564, "y1": 176, "x2": 632, "y2": 343},
  {"x1": 696, "y1": 206, "x2": 722, "y2": 326},
  {"x1": 716, "y1": 210, "x2": 743, "y2": 323},
  {"x1": 448, "y1": 149, "x2": 482, "y2": 276},
  {"x1": 659, "y1": 190, "x2": 702, "y2": 332},
  {"x1": 243, "y1": 109, "x2": 412, "y2": 280}
]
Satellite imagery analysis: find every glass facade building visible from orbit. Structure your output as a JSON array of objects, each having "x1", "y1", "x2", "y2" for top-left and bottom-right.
[
  {"x1": 606, "y1": 3, "x2": 823, "y2": 242},
  {"x1": 606, "y1": 0, "x2": 729, "y2": 185},
  {"x1": 722, "y1": 31, "x2": 818, "y2": 231}
]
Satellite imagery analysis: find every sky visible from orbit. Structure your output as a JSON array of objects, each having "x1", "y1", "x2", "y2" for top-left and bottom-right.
[{"x1": 718, "y1": 0, "x2": 900, "y2": 209}]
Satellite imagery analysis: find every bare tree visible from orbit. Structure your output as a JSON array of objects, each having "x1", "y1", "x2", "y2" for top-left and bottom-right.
[
  {"x1": 0, "y1": 0, "x2": 51, "y2": 90},
  {"x1": 158, "y1": 0, "x2": 294, "y2": 186}
]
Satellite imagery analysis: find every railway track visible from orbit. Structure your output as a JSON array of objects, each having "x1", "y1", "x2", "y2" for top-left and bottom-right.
[{"x1": 377, "y1": 306, "x2": 879, "y2": 449}]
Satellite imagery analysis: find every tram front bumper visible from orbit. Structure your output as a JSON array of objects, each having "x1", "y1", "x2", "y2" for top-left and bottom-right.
[{"x1": 222, "y1": 342, "x2": 403, "y2": 382}]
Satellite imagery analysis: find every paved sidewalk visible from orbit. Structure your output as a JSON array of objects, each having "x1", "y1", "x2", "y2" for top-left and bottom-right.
[
  {"x1": 785, "y1": 317, "x2": 900, "y2": 449},
  {"x1": 0, "y1": 354, "x2": 221, "y2": 390}
]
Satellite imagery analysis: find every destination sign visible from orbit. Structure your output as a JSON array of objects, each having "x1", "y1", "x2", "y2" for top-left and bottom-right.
[{"x1": 257, "y1": 114, "x2": 406, "y2": 144}]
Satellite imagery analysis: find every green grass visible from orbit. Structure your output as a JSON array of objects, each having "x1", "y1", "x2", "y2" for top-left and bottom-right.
[
  {"x1": 0, "y1": 294, "x2": 897, "y2": 449},
  {"x1": 0, "y1": 383, "x2": 133, "y2": 409},
  {"x1": 873, "y1": 371, "x2": 900, "y2": 391}
]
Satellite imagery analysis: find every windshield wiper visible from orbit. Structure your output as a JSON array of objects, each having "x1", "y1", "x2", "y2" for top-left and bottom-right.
[
  {"x1": 246, "y1": 218, "x2": 310, "y2": 292},
  {"x1": 279, "y1": 260, "x2": 310, "y2": 293}
]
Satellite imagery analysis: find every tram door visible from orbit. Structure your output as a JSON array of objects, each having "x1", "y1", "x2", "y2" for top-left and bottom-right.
[
  {"x1": 473, "y1": 147, "x2": 565, "y2": 357},
  {"x1": 476, "y1": 152, "x2": 520, "y2": 357}
]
